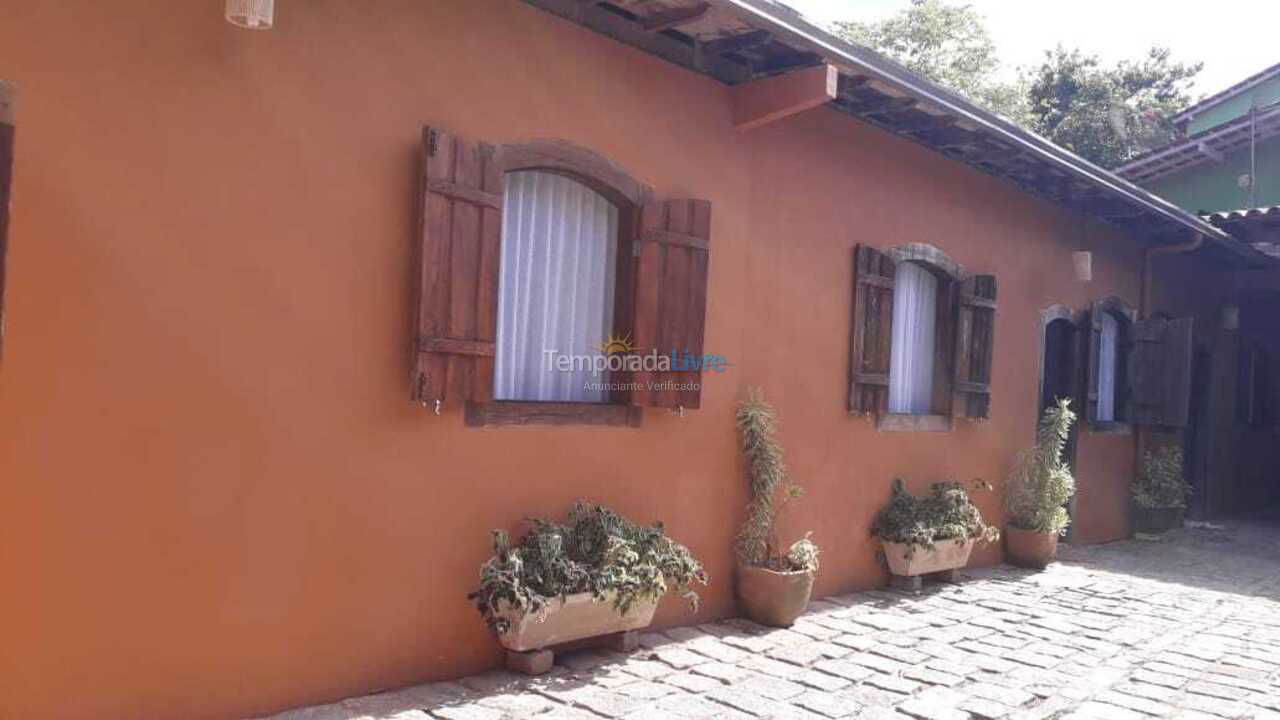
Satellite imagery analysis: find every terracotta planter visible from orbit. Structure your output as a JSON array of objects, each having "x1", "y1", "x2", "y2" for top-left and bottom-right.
[
  {"x1": 736, "y1": 563, "x2": 815, "y2": 628},
  {"x1": 1005, "y1": 527, "x2": 1059, "y2": 569},
  {"x1": 881, "y1": 538, "x2": 974, "y2": 576},
  {"x1": 492, "y1": 592, "x2": 658, "y2": 652},
  {"x1": 1132, "y1": 506, "x2": 1184, "y2": 535}
]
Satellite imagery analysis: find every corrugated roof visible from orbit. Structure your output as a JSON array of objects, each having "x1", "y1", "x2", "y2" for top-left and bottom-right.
[{"x1": 1203, "y1": 206, "x2": 1280, "y2": 259}]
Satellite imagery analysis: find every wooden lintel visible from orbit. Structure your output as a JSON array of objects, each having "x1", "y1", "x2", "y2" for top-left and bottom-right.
[
  {"x1": 639, "y1": 2, "x2": 709, "y2": 32},
  {"x1": 731, "y1": 64, "x2": 837, "y2": 132}
]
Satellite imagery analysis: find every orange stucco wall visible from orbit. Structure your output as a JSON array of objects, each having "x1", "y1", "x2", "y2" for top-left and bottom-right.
[{"x1": 0, "y1": 2, "x2": 1148, "y2": 718}]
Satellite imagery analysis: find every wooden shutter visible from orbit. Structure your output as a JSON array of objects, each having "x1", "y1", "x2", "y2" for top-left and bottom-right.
[
  {"x1": 631, "y1": 198, "x2": 711, "y2": 409},
  {"x1": 0, "y1": 82, "x2": 13, "y2": 359},
  {"x1": 953, "y1": 274, "x2": 996, "y2": 419},
  {"x1": 1130, "y1": 316, "x2": 1193, "y2": 427},
  {"x1": 1238, "y1": 344, "x2": 1272, "y2": 427},
  {"x1": 411, "y1": 126, "x2": 502, "y2": 408},
  {"x1": 848, "y1": 245, "x2": 895, "y2": 414}
]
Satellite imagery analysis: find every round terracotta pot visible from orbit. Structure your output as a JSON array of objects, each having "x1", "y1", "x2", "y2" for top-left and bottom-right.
[
  {"x1": 735, "y1": 563, "x2": 815, "y2": 628},
  {"x1": 1005, "y1": 527, "x2": 1059, "y2": 570}
]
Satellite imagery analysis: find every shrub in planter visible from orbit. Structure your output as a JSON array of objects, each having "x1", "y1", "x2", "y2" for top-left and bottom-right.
[
  {"x1": 468, "y1": 501, "x2": 707, "y2": 652},
  {"x1": 1131, "y1": 445, "x2": 1190, "y2": 534},
  {"x1": 1005, "y1": 398, "x2": 1077, "y2": 569},
  {"x1": 734, "y1": 389, "x2": 819, "y2": 628},
  {"x1": 872, "y1": 479, "x2": 999, "y2": 578}
]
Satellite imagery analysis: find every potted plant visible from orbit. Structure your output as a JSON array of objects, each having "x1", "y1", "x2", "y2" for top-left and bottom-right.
[
  {"x1": 733, "y1": 389, "x2": 820, "y2": 628},
  {"x1": 872, "y1": 479, "x2": 999, "y2": 587},
  {"x1": 1132, "y1": 445, "x2": 1190, "y2": 535},
  {"x1": 1005, "y1": 398, "x2": 1077, "y2": 569},
  {"x1": 469, "y1": 501, "x2": 707, "y2": 673}
]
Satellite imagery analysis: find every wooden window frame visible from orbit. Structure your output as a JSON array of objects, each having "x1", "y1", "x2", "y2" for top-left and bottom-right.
[
  {"x1": 466, "y1": 140, "x2": 653, "y2": 428},
  {"x1": 1088, "y1": 297, "x2": 1136, "y2": 433},
  {"x1": 879, "y1": 243, "x2": 962, "y2": 430}
]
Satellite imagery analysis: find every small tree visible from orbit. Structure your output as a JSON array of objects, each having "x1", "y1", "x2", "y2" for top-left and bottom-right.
[
  {"x1": 1007, "y1": 398, "x2": 1077, "y2": 534},
  {"x1": 1133, "y1": 445, "x2": 1191, "y2": 509},
  {"x1": 735, "y1": 389, "x2": 818, "y2": 573}
]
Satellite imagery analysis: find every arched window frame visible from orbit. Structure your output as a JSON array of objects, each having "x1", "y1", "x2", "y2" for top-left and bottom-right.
[
  {"x1": 1087, "y1": 296, "x2": 1136, "y2": 432},
  {"x1": 883, "y1": 244, "x2": 963, "y2": 426},
  {"x1": 479, "y1": 140, "x2": 653, "y2": 419},
  {"x1": 1036, "y1": 304, "x2": 1082, "y2": 420}
]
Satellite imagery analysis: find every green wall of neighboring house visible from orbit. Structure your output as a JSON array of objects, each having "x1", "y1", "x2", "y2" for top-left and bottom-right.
[
  {"x1": 1185, "y1": 73, "x2": 1280, "y2": 135},
  {"x1": 1145, "y1": 133, "x2": 1280, "y2": 213}
]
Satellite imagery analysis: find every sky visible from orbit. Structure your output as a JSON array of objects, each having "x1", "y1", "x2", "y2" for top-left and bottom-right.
[{"x1": 786, "y1": 0, "x2": 1280, "y2": 99}]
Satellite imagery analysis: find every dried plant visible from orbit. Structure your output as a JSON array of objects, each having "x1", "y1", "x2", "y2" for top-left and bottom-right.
[
  {"x1": 872, "y1": 478, "x2": 1000, "y2": 555},
  {"x1": 468, "y1": 501, "x2": 707, "y2": 634},
  {"x1": 1133, "y1": 445, "x2": 1191, "y2": 509},
  {"x1": 734, "y1": 389, "x2": 819, "y2": 573},
  {"x1": 1007, "y1": 398, "x2": 1077, "y2": 534}
]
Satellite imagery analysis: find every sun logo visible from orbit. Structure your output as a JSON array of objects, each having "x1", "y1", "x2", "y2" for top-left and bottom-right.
[{"x1": 598, "y1": 334, "x2": 636, "y2": 356}]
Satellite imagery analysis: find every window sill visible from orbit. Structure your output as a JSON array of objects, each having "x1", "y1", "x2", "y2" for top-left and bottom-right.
[
  {"x1": 1089, "y1": 422, "x2": 1132, "y2": 435},
  {"x1": 465, "y1": 401, "x2": 643, "y2": 428},
  {"x1": 876, "y1": 414, "x2": 953, "y2": 433}
]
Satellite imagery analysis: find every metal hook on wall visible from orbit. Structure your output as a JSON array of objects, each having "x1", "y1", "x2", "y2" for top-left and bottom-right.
[
  {"x1": 434, "y1": 399, "x2": 443, "y2": 416},
  {"x1": 674, "y1": 405, "x2": 685, "y2": 418}
]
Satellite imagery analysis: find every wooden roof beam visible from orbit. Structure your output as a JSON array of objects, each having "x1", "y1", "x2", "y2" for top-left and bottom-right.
[
  {"x1": 702, "y1": 29, "x2": 771, "y2": 56},
  {"x1": 731, "y1": 63, "x2": 837, "y2": 131},
  {"x1": 755, "y1": 52, "x2": 823, "y2": 75},
  {"x1": 639, "y1": 2, "x2": 710, "y2": 32}
]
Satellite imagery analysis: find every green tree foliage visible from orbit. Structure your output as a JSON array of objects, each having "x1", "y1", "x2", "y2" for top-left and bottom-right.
[
  {"x1": 833, "y1": 1, "x2": 1202, "y2": 168},
  {"x1": 1026, "y1": 46, "x2": 1201, "y2": 168},
  {"x1": 1006, "y1": 398, "x2": 1077, "y2": 534},
  {"x1": 833, "y1": 0, "x2": 1031, "y2": 124}
]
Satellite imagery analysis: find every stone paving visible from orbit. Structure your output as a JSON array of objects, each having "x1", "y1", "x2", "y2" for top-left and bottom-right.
[{"x1": 261, "y1": 519, "x2": 1280, "y2": 720}]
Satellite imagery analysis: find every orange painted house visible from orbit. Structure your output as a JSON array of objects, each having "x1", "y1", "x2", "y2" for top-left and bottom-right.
[{"x1": 1, "y1": 1, "x2": 1278, "y2": 718}]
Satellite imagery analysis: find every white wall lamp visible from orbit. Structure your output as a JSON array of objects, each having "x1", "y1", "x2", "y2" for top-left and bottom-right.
[
  {"x1": 226, "y1": 0, "x2": 273, "y2": 29},
  {"x1": 1072, "y1": 251, "x2": 1093, "y2": 283}
]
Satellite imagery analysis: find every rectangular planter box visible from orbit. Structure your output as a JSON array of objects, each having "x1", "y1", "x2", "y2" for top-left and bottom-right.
[
  {"x1": 493, "y1": 592, "x2": 658, "y2": 652},
  {"x1": 882, "y1": 538, "x2": 974, "y2": 577},
  {"x1": 1132, "y1": 506, "x2": 1184, "y2": 535}
]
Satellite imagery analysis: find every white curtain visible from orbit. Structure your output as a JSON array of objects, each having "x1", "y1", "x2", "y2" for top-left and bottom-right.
[
  {"x1": 888, "y1": 262, "x2": 938, "y2": 414},
  {"x1": 1097, "y1": 311, "x2": 1118, "y2": 421},
  {"x1": 495, "y1": 171, "x2": 618, "y2": 402}
]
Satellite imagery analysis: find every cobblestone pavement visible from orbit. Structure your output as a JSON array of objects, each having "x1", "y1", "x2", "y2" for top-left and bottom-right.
[{"x1": 262, "y1": 520, "x2": 1280, "y2": 720}]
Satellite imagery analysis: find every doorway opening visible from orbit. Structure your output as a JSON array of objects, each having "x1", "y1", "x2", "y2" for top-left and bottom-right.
[{"x1": 1037, "y1": 309, "x2": 1081, "y2": 541}]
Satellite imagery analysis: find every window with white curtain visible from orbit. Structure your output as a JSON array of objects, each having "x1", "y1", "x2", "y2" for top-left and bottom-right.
[
  {"x1": 1096, "y1": 311, "x2": 1119, "y2": 422},
  {"x1": 888, "y1": 262, "x2": 938, "y2": 414},
  {"x1": 494, "y1": 170, "x2": 618, "y2": 402}
]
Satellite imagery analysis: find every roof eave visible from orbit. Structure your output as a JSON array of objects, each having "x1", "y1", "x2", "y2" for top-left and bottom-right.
[{"x1": 716, "y1": 0, "x2": 1241, "y2": 249}]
